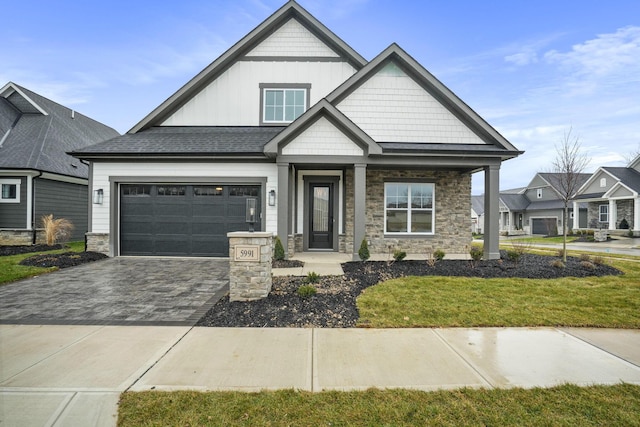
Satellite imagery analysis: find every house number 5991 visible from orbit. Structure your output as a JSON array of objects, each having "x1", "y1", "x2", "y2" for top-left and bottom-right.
[{"x1": 234, "y1": 245, "x2": 260, "y2": 261}]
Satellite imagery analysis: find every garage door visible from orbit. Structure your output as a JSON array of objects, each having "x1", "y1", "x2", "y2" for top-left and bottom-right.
[
  {"x1": 531, "y1": 218, "x2": 557, "y2": 235},
  {"x1": 120, "y1": 184, "x2": 261, "y2": 257}
]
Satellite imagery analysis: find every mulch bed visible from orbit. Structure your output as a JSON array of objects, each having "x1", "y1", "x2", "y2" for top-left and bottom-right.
[
  {"x1": 272, "y1": 259, "x2": 304, "y2": 268},
  {"x1": 197, "y1": 251, "x2": 622, "y2": 328},
  {"x1": 18, "y1": 251, "x2": 108, "y2": 268},
  {"x1": 0, "y1": 244, "x2": 62, "y2": 256}
]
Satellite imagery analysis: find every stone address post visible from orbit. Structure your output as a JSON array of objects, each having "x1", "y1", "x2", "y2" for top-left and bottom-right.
[{"x1": 227, "y1": 231, "x2": 273, "y2": 302}]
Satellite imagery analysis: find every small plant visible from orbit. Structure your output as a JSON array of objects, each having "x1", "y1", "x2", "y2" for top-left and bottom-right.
[
  {"x1": 426, "y1": 253, "x2": 437, "y2": 268},
  {"x1": 619, "y1": 218, "x2": 629, "y2": 230},
  {"x1": 41, "y1": 214, "x2": 74, "y2": 246},
  {"x1": 593, "y1": 256, "x2": 606, "y2": 265},
  {"x1": 297, "y1": 284, "x2": 317, "y2": 298},
  {"x1": 557, "y1": 249, "x2": 565, "y2": 259},
  {"x1": 551, "y1": 259, "x2": 565, "y2": 269},
  {"x1": 358, "y1": 238, "x2": 370, "y2": 261},
  {"x1": 392, "y1": 249, "x2": 407, "y2": 262},
  {"x1": 433, "y1": 249, "x2": 445, "y2": 261},
  {"x1": 579, "y1": 253, "x2": 591, "y2": 262},
  {"x1": 273, "y1": 236, "x2": 285, "y2": 261},
  {"x1": 303, "y1": 271, "x2": 320, "y2": 284},
  {"x1": 581, "y1": 261, "x2": 596, "y2": 271},
  {"x1": 469, "y1": 246, "x2": 483, "y2": 262},
  {"x1": 506, "y1": 250, "x2": 521, "y2": 263},
  {"x1": 629, "y1": 230, "x2": 635, "y2": 238}
]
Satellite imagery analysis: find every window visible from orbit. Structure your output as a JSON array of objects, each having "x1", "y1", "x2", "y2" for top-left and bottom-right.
[
  {"x1": 600, "y1": 178, "x2": 607, "y2": 188},
  {"x1": 157, "y1": 186, "x2": 186, "y2": 196},
  {"x1": 537, "y1": 188, "x2": 543, "y2": 199},
  {"x1": 0, "y1": 179, "x2": 20, "y2": 203},
  {"x1": 260, "y1": 84, "x2": 310, "y2": 124},
  {"x1": 194, "y1": 186, "x2": 223, "y2": 196},
  {"x1": 599, "y1": 205, "x2": 609, "y2": 222},
  {"x1": 384, "y1": 182, "x2": 434, "y2": 234},
  {"x1": 122, "y1": 185, "x2": 151, "y2": 197}
]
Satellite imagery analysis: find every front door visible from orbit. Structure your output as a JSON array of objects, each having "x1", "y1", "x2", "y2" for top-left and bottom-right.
[{"x1": 309, "y1": 182, "x2": 334, "y2": 249}]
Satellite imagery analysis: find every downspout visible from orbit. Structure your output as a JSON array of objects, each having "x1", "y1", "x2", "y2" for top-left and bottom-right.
[{"x1": 31, "y1": 171, "x2": 43, "y2": 244}]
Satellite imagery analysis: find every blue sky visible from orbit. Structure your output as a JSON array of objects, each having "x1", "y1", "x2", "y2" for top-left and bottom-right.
[{"x1": 4, "y1": 0, "x2": 640, "y2": 193}]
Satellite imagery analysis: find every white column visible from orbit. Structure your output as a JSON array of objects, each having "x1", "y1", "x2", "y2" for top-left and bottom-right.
[
  {"x1": 572, "y1": 201, "x2": 579, "y2": 230},
  {"x1": 634, "y1": 197, "x2": 640, "y2": 232},
  {"x1": 609, "y1": 200, "x2": 617, "y2": 230},
  {"x1": 483, "y1": 165, "x2": 500, "y2": 260}
]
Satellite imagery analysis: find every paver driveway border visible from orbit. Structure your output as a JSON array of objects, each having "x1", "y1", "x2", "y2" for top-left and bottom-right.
[{"x1": 0, "y1": 257, "x2": 229, "y2": 326}]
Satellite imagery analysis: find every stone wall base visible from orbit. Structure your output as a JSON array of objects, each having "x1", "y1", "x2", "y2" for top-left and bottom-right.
[
  {"x1": 86, "y1": 233, "x2": 110, "y2": 255},
  {"x1": 228, "y1": 232, "x2": 273, "y2": 302},
  {"x1": 0, "y1": 229, "x2": 45, "y2": 245}
]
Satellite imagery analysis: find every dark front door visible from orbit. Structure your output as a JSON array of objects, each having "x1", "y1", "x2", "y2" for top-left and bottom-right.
[{"x1": 309, "y1": 183, "x2": 333, "y2": 249}]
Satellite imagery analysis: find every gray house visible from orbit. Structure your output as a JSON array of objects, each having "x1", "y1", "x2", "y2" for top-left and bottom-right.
[
  {"x1": 72, "y1": 1, "x2": 521, "y2": 259},
  {"x1": 0, "y1": 82, "x2": 119, "y2": 244}
]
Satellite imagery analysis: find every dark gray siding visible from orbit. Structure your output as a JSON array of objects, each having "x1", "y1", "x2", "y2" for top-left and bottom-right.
[
  {"x1": 0, "y1": 176, "x2": 27, "y2": 228},
  {"x1": 34, "y1": 178, "x2": 88, "y2": 241}
]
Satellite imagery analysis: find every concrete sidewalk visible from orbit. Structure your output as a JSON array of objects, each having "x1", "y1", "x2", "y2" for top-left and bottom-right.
[{"x1": 2, "y1": 326, "x2": 640, "y2": 426}]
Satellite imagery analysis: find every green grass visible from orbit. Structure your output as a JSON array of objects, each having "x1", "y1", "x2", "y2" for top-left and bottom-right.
[
  {"x1": 357, "y1": 257, "x2": 640, "y2": 328},
  {"x1": 118, "y1": 384, "x2": 640, "y2": 426},
  {"x1": 507, "y1": 235, "x2": 579, "y2": 244},
  {"x1": 0, "y1": 241, "x2": 84, "y2": 285}
]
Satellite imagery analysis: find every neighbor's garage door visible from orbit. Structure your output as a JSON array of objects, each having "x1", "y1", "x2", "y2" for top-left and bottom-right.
[
  {"x1": 120, "y1": 184, "x2": 261, "y2": 257},
  {"x1": 531, "y1": 218, "x2": 557, "y2": 235}
]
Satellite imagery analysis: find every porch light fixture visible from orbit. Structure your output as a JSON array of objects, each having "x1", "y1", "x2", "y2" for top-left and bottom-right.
[
  {"x1": 268, "y1": 189, "x2": 276, "y2": 206},
  {"x1": 246, "y1": 197, "x2": 257, "y2": 232},
  {"x1": 93, "y1": 189, "x2": 103, "y2": 205}
]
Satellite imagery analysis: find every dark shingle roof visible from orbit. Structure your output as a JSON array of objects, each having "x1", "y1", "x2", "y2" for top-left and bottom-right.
[
  {"x1": 538, "y1": 172, "x2": 591, "y2": 195},
  {"x1": 471, "y1": 195, "x2": 484, "y2": 215},
  {"x1": 602, "y1": 167, "x2": 640, "y2": 193},
  {"x1": 377, "y1": 142, "x2": 516, "y2": 156},
  {"x1": 0, "y1": 83, "x2": 119, "y2": 178},
  {"x1": 72, "y1": 126, "x2": 286, "y2": 157},
  {"x1": 500, "y1": 193, "x2": 530, "y2": 211}
]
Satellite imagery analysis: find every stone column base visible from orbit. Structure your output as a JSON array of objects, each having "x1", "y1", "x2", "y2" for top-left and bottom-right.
[
  {"x1": 228, "y1": 232, "x2": 273, "y2": 302},
  {"x1": 86, "y1": 233, "x2": 110, "y2": 255}
]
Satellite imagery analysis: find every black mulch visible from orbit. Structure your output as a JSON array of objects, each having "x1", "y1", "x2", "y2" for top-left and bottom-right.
[
  {"x1": 272, "y1": 259, "x2": 304, "y2": 268},
  {"x1": 197, "y1": 251, "x2": 623, "y2": 328},
  {"x1": 0, "y1": 244, "x2": 62, "y2": 256},
  {"x1": 19, "y1": 251, "x2": 108, "y2": 269}
]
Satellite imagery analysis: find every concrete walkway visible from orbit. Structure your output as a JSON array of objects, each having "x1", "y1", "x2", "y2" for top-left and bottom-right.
[{"x1": 1, "y1": 325, "x2": 639, "y2": 426}]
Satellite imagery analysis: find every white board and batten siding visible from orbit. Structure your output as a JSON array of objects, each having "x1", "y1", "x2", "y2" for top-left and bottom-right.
[
  {"x1": 337, "y1": 61, "x2": 485, "y2": 144},
  {"x1": 91, "y1": 162, "x2": 278, "y2": 234},
  {"x1": 282, "y1": 117, "x2": 364, "y2": 156}
]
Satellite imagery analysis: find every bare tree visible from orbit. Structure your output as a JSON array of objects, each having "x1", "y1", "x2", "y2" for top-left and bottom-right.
[{"x1": 551, "y1": 127, "x2": 590, "y2": 262}]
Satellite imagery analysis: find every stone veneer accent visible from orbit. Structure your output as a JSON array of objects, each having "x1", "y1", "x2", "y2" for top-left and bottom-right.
[
  {"x1": 587, "y1": 200, "x2": 635, "y2": 230},
  {"x1": 615, "y1": 199, "x2": 635, "y2": 229},
  {"x1": 86, "y1": 232, "x2": 110, "y2": 255},
  {"x1": 345, "y1": 168, "x2": 472, "y2": 255},
  {"x1": 0, "y1": 229, "x2": 45, "y2": 245},
  {"x1": 228, "y1": 232, "x2": 272, "y2": 301}
]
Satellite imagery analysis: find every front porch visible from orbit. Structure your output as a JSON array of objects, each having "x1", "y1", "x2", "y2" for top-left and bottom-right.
[{"x1": 575, "y1": 197, "x2": 640, "y2": 235}]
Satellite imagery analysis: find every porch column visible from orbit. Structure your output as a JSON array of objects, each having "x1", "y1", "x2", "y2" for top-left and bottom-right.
[
  {"x1": 484, "y1": 164, "x2": 500, "y2": 260},
  {"x1": 277, "y1": 162, "x2": 290, "y2": 259},
  {"x1": 572, "y1": 201, "x2": 579, "y2": 230},
  {"x1": 353, "y1": 163, "x2": 367, "y2": 261},
  {"x1": 609, "y1": 199, "x2": 617, "y2": 230},
  {"x1": 634, "y1": 197, "x2": 640, "y2": 233}
]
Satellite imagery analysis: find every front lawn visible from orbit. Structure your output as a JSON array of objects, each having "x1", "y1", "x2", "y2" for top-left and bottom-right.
[
  {"x1": 0, "y1": 241, "x2": 84, "y2": 285},
  {"x1": 506, "y1": 235, "x2": 579, "y2": 245},
  {"x1": 118, "y1": 384, "x2": 640, "y2": 426},
  {"x1": 357, "y1": 256, "x2": 640, "y2": 328}
]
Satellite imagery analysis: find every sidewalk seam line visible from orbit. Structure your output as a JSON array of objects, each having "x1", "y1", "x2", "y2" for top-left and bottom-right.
[
  {"x1": 48, "y1": 391, "x2": 77, "y2": 427},
  {"x1": 557, "y1": 328, "x2": 640, "y2": 369}
]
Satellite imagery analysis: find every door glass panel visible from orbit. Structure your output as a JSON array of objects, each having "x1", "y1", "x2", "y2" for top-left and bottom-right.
[{"x1": 312, "y1": 186, "x2": 329, "y2": 232}]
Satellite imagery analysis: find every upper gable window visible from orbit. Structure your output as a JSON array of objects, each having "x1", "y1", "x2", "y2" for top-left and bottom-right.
[
  {"x1": 600, "y1": 178, "x2": 607, "y2": 188},
  {"x1": 0, "y1": 179, "x2": 20, "y2": 203},
  {"x1": 537, "y1": 189, "x2": 543, "y2": 199},
  {"x1": 260, "y1": 84, "x2": 310, "y2": 125}
]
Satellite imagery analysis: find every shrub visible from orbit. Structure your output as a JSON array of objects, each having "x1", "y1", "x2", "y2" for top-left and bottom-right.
[
  {"x1": 506, "y1": 250, "x2": 521, "y2": 263},
  {"x1": 297, "y1": 285, "x2": 317, "y2": 298},
  {"x1": 273, "y1": 236, "x2": 285, "y2": 261},
  {"x1": 593, "y1": 256, "x2": 606, "y2": 265},
  {"x1": 392, "y1": 249, "x2": 407, "y2": 262},
  {"x1": 41, "y1": 214, "x2": 74, "y2": 246},
  {"x1": 557, "y1": 249, "x2": 565, "y2": 259},
  {"x1": 619, "y1": 218, "x2": 629, "y2": 229},
  {"x1": 551, "y1": 260, "x2": 565, "y2": 269},
  {"x1": 433, "y1": 249, "x2": 445, "y2": 261},
  {"x1": 303, "y1": 271, "x2": 320, "y2": 284},
  {"x1": 469, "y1": 246, "x2": 483, "y2": 262},
  {"x1": 581, "y1": 261, "x2": 596, "y2": 271},
  {"x1": 579, "y1": 253, "x2": 591, "y2": 262},
  {"x1": 358, "y1": 238, "x2": 370, "y2": 261}
]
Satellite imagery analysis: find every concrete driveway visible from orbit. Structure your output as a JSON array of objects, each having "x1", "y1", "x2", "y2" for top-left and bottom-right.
[{"x1": 0, "y1": 257, "x2": 229, "y2": 326}]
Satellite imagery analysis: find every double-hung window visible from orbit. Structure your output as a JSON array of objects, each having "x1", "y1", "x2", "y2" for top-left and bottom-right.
[
  {"x1": 0, "y1": 179, "x2": 20, "y2": 203},
  {"x1": 385, "y1": 182, "x2": 434, "y2": 234},
  {"x1": 599, "y1": 205, "x2": 609, "y2": 223},
  {"x1": 261, "y1": 84, "x2": 309, "y2": 124}
]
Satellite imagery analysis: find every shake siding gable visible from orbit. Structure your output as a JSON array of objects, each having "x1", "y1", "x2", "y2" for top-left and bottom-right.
[
  {"x1": 246, "y1": 18, "x2": 339, "y2": 58},
  {"x1": 336, "y1": 61, "x2": 485, "y2": 144},
  {"x1": 281, "y1": 117, "x2": 364, "y2": 156},
  {"x1": 161, "y1": 61, "x2": 357, "y2": 126}
]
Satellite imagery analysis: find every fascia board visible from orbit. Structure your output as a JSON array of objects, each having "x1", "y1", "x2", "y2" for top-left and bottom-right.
[{"x1": 603, "y1": 181, "x2": 637, "y2": 199}]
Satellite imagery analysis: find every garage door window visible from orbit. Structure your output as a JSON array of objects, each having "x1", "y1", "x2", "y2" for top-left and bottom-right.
[
  {"x1": 230, "y1": 186, "x2": 259, "y2": 197},
  {"x1": 122, "y1": 185, "x2": 151, "y2": 197},
  {"x1": 157, "y1": 186, "x2": 186, "y2": 196},
  {"x1": 194, "y1": 186, "x2": 223, "y2": 196}
]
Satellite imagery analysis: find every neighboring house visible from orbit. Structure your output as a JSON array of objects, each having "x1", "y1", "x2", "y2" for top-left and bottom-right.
[
  {"x1": 72, "y1": 1, "x2": 521, "y2": 259},
  {"x1": 573, "y1": 155, "x2": 640, "y2": 234},
  {"x1": 0, "y1": 82, "x2": 119, "y2": 244},
  {"x1": 473, "y1": 172, "x2": 590, "y2": 236},
  {"x1": 471, "y1": 195, "x2": 484, "y2": 234}
]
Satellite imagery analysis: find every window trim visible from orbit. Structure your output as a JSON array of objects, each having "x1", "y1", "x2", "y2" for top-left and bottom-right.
[
  {"x1": 0, "y1": 179, "x2": 20, "y2": 203},
  {"x1": 384, "y1": 182, "x2": 435, "y2": 235},
  {"x1": 537, "y1": 188, "x2": 543, "y2": 199},
  {"x1": 599, "y1": 204, "x2": 609, "y2": 223},
  {"x1": 600, "y1": 178, "x2": 607, "y2": 188},
  {"x1": 259, "y1": 83, "x2": 311, "y2": 125}
]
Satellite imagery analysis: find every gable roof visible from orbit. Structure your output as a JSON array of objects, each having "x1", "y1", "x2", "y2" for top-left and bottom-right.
[
  {"x1": 500, "y1": 193, "x2": 530, "y2": 211},
  {"x1": 537, "y1": 172, "x2": 591, "y2": 197},
  {"x1": 326, "y1": 44, "x2": 522, "y2": 158},
  {"x1": 602, "y1": 167, "x2": 640, "y2": 194},
  {"x1": 471, "y1": 195, "x2": 485, "y2": 216},
  {"x1": 129, "y1": 0, "x2": 367, "y2": 134},
  {"x1": 0, "y1": 82, "x2": 119, "y2": 178}
]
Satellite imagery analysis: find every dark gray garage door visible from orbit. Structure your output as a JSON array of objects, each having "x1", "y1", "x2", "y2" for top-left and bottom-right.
[
  {"x1": 531, "y1": 218, "x2": 557, "y2": 235},
  {"x1": 120, "y1": 184, "x2": 261, "y2": 257}
]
